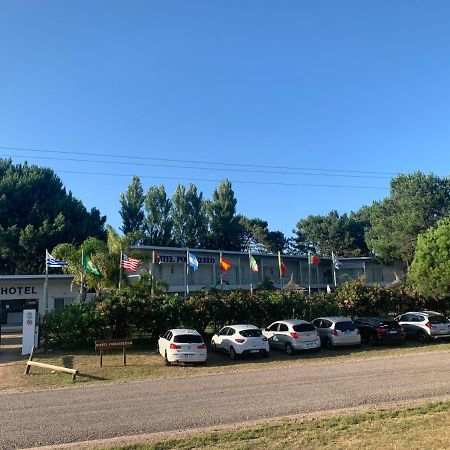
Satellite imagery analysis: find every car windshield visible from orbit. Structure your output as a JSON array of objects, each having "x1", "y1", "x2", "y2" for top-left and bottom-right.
[
  {"x1": 239, "y1": 329, "x2": 262, "y2": 337},
  {"x1": 429, "y1": 315, "x2": 449, "y2": 324},
  {"x1": 173, "y1": 334, "x2": 203, "y2": 343},
  {"x1": 335, "y1": 321, "x2": 355, "y2": 331},
  {"x1": 293, "y1": 323, "x2": 316, "y2": 332}
]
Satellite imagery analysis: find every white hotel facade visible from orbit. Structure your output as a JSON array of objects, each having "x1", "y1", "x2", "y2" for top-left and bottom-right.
[{"x1": 0, "y1": 246, "x2": 403, "y2": 327}]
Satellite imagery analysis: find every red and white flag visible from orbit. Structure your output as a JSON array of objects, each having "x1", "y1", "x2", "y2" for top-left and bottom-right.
[{"x1": 121, "y1": 254, "x2": 141, "y2": 272}]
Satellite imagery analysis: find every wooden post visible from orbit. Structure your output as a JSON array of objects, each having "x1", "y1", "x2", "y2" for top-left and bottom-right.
[
  {"x1": 100, "y1": 349, "x2": 103, "y2": 367},
  {"x1": 24, "y1": 346, "x2": 35, "y2": 375},
  {"x1": 123, "y1": 347, "x2": 127, "y2": 366}
]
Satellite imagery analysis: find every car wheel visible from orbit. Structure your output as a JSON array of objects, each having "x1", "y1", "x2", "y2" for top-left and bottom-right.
[
  {"x1": 368, "y1": 334, "x2": 378, "y2": 346},
  {"x1": 285, "y1": 343, "x2": 294, "y2": 356},
  {"x1": 164, "y1": 352, "x2": 171, "y2": 366},
  {"x1": 230, "y1": 346, "x2": 237, "y2": 361},
  {"x1": 324, "y1": 338, "x2": 333, "y2": 350},
  {"x1": 417, "y1": 331, "x2": 429, "y2": 344},
  {"x1": 261, "y1": 351, "x2": 269, "y2": 358}
]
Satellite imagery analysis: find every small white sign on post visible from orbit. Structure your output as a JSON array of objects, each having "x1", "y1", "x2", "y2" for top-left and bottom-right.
[{"x1": 22, "y1": 309, "x2": 36, "y2": 356}]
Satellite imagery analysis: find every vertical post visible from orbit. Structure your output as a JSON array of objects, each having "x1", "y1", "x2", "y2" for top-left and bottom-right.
[
  {"x1": 186, "y1": 248, "x2": 189, "y2": 297},
  {"x1": 80, "y1": 248, "x2": 84, "y2": 303},
  {"x1": 248, "y1": 250, "x2": 253, "y2": 295},
  {"x1": 332, "y1": 252, "x2": 337, "y2": 287},
  {"x1": 316, "y1": 264, "x2": 320, "y2": 293},
  {"x1": 44, "y1": 250, "x2": 49, "y2": 313},
  {"x1": 238, "y1": 257, "x2": 242, "y2": 288},
  {"x1": 100, "y1": 349, "x2": 103, "y2": 367},
  {"x1": 278, "y1": 251, "x2": 282, "y2": 288},
  {"x1": 151, "y1": 251, "x2": 155, "y2": 297},
  {"x1": 123, "y1": 347, "x2": 126, "y2": 366},
  {"x1": 299, "y1": 259, "x2": 303, "y2": 284},
  {"x1": 118, "y1": 250, "x2": 123, "y2": 290},
  {"x1": 219, "y1": 251, "x2": 223, "y2": 291},
  {"x1": 308, "y1": 252, "x2": 311, "y2": 297}
]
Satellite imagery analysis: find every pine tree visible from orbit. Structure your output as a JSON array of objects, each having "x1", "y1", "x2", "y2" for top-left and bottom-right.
[
  {"x1": 144, "y1": 185, "x2": 173, "y2": 246},
  {"x1": 119, "y1": 176, "x2": 145, "y2": 236}
]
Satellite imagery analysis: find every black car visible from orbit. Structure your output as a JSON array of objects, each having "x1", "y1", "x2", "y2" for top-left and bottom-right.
[{"x1": 354, "y1": 317, "x2": 406, "y2": 345}]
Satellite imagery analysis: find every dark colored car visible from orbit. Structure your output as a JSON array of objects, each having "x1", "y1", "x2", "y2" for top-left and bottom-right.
[{"x1": 354, "y1": 317, "x2": 406, "y2": 345}]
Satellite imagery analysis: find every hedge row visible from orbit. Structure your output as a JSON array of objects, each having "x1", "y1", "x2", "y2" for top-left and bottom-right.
[{"x1": 41, "y1": 280, "x2": 450, "y2": 349}]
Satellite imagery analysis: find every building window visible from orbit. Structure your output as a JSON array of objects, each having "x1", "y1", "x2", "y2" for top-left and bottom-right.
[
  {"x1": 54, "y1": 298, "x2": 65, "y2": 309},
  {"x1": 371, "y1": 267, "x2": 384, "y2": 282}
]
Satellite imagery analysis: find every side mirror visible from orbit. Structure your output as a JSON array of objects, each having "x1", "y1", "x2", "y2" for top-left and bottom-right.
[{"x1": 159, "y1": 334, "x2": 164, "y2": 339}]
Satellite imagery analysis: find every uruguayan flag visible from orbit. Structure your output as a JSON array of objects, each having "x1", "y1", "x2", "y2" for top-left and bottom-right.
[
  {"x1": 332, "y1": 252, "x2": 342, "y2": 270},
  {"x1": 47, "y1": 252, "x2": 68, "y2": 268},
  {"x1": 187, "y1": 252, "x2": 199, "y2": 271}
]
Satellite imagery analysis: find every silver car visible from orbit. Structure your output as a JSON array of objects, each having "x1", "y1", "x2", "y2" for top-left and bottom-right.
[
  {"x1": 263, "y1": 319, "x2": 321, "y2": 355},
  {"x1": 312, "y1": 316, "x2": 361, "y2": 349},
  {"x1": 395, "y1": 311, "x2": 450, "y2": 343}
]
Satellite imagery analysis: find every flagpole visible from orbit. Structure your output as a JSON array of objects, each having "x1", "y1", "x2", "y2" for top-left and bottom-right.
[
  {"x1": 220, "y1": 250, "x2": 223, "y2": 292},
  {"x1": 332, "y1": 251, "x2": 337, "y2": 287},
  {"x1": 316, "y1": 264, "x2": 320, "y2": 294},
  {"x1": 80, "y1": 248, "x2": 84, "y2": 303},
  {"x1": 308, "y1": 252, "x2": 311, "y2": 297},
  {"x1": 186, "y1": 248, "x2": 189, "y2": 298},
  {"x1": 151, "y1": 250, "x2": 155, "y2": 297},
  {"x1": 44, "y1": 249, "x2": 49, "y2": 314},
  {"x1": 248, "y1": 250, "x2": 253, "y2": 295},
  {"x1": 278, "y1": 251, "x2": 282, "y2": 288},
  {"x1": 119, "y1": 250, "x2": 123, "y2": 290}
]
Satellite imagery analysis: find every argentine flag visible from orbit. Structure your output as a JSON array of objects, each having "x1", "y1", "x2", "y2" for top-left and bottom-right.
[{"x1": 188, "y1": 252, "x2": 199, "y2": 271}]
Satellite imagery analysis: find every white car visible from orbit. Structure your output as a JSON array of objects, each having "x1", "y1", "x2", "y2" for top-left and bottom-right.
[
  {"x1": 211, "y1": 324, "x2": 270, "y2": 360},
  {"x1": 263, "y1": 319, "x2": 321, "y2": 354},
  {"x1": 395, "y1": 311, "x2": 450, "y2": 343},
  {"x1": 158, "y1": 329, "x2": 207, "y2": 365}
]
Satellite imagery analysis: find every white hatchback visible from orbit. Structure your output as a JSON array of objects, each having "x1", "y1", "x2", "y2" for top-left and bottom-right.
[
  {"x1": 158, "y1": 329, "x2": 207, "y2": 365},
  {"x1": 211, "y1": 324, "x2": 270, "y2": 360}
]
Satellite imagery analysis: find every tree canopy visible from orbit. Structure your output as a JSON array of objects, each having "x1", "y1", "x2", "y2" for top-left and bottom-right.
[
  {"x1": 294, "y1": 210, "x2": 369, "y2": 256},
  {"x1": 0, "y1": 159, "x2": 106, "y2": 274},
  {"x1": 365, "y1": 172, "x2": 450, "y2": 264},
  {"x1": 407, "y1": 218, "x2": 450, "y2": 297}
]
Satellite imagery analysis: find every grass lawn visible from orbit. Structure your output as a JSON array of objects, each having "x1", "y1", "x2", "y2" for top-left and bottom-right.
[
  {"x1": 1, "y1": 340, "x2": 449, "y2": 391},
  {"x1": 111, "y1": 400, "x2": 450, "y2": 450}
]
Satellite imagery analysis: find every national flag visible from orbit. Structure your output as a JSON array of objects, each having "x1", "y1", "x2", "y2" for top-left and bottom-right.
[
  {"x1": 308, "y1": 253, "x2": 321, "y2": 265},
  {"x1": 332, "y1": 252, "x2": 342, "y2": 270},
  {"x1": 121, "y1": 254, "x2": 141, "y2": 272},
  {"x1": 152, "y1": 250, "x2": 161, "y2": 264},
  {"x1": 278, "y1": 251, "x2": 287, "y2": 277},
  {"x1": 46, "y1": 251, "x2": 68, "y2": 268},
  {"x1": 249, "y1": 254, "x2": 259, "y2": 272},
  {"x1": 220, "y1": 256, "x2": 232, "y2": 272},
  {"x1": 188, "y1": 252, "x2": 199, "y2": 271},
  {"x1": 84, "y1": 256, "x2": 101, "y2": 276}
]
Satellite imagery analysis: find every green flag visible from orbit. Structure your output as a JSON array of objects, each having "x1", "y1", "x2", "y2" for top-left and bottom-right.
[{"x1": 84, "y1": 256, "x2": 101, "y2": 276}]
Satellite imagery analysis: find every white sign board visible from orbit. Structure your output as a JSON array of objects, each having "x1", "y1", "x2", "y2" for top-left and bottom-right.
[{"x1": 22, "y1": 309, "x2": 36, "y2": 356}]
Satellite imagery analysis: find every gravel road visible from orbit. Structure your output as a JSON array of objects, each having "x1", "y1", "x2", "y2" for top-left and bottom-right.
[{"x1": 1, "y1": 350, "x2": 449, "y2": 449}]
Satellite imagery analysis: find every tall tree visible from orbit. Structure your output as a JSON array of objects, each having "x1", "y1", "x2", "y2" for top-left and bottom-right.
[
  {"x1": 408, "y1": 218, "x2": 450, "y2": 297},
  {"x1": 172, "y1": 183, "x2": 208, "y2": 248},
  {"x1": 365, "y1": 172, "x2": 450, "y2": 264},
  {"x1": 119, "y1": 176, "x2": 145, "y2": 236},
  {"x1": 239, "y1": 216, "x2": 287, "y2": 253},
  {"x1": 207, "y1": 180, "x2": 242, "y2": 251},
  {"x1": 0, "y1": 159, "x2": 106, "y2": 274},
  {"x1": 144, "y1": 185, "x2": 173, "y2": 246},
  {"x1": 294, "y1": 210, "x2": 369, "y2": 256}
]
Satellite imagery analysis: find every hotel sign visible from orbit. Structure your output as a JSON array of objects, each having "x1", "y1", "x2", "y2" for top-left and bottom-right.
[
  {"x1": 1, "y1": 286, "x2": 38, "y2": 296},
  {"x1": 159, "y1": 255, "x2": 216, "y2": 264}
]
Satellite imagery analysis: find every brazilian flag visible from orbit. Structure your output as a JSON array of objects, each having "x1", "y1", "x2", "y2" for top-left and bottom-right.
[{"x1": 84, "y1": 256, "x2": 101, "y2": 276}]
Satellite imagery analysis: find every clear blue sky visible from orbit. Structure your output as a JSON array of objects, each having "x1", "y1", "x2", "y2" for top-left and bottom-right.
[{"x1": 2, "y1": 1, "x2": 450, "y2": 237}]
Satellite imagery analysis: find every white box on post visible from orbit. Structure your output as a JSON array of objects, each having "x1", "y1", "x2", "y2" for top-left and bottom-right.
[{"x1": 22, "y1": 309, "x2": 36, "y2": 356}]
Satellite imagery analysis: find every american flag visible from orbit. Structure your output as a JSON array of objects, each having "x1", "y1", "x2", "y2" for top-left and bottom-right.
[{"x1": 121, "y1": 254, "x2": 141, "y2": 272}]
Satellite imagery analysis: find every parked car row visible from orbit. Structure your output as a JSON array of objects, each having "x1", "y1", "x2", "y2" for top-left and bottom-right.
[{"x1": 157, "y1": 310, "x2": 450, "y2": 365}]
